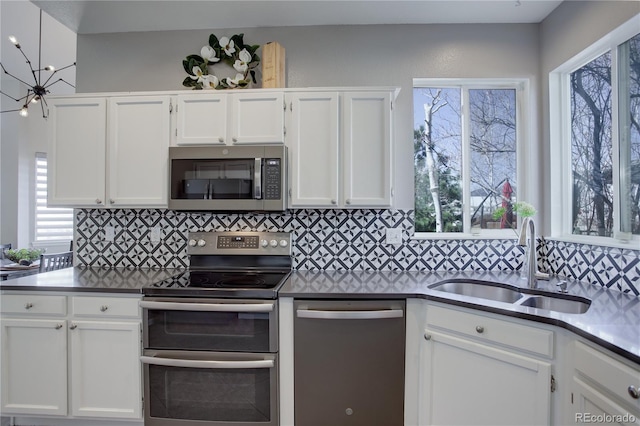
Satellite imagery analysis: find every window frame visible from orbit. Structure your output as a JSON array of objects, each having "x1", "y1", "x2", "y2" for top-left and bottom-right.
[
  {"x1": 33, "y1": 152, "x2": 74, "y2": 245},
  {"x1": 412, "y1": 78, "x2": 532, "y2": 240},
  {"x1": 549, "y1": 14, "x2": 640, "y2": 248}
]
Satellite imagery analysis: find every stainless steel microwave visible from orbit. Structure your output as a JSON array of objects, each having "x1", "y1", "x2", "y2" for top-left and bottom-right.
[{"x1": 168, "y1": 145, "x2": 287, "y2": 211}]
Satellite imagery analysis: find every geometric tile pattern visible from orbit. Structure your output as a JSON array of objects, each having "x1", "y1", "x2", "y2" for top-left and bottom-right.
[{"x1": 75, "y1": 208, "x2": 639, "y2": 296}]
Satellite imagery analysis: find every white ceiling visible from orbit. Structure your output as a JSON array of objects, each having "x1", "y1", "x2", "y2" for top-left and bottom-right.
[{"x1": 31, "y1": 0, "x2": 564, "y2": 35}]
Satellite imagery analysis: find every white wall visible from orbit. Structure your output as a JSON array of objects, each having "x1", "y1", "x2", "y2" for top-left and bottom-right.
[
  {"x1": 0, "y1": 0, "x2": 76, "y2": 250},
  {"x1": 76, "y1": 23, "x2": 541, "y2": 210}
]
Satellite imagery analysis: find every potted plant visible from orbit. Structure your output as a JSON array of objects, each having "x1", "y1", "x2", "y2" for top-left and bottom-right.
[{"x1": 4, "y1": 248, "x2": 43, "y2": 266}]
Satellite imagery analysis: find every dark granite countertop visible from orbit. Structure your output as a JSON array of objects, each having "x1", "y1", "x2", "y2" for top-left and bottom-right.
[
  {"x1": 2, "y1": 267, "x2": 638, "y2": 365},
  {"x1": 0, "y1": 267, "x2": 184, "y2": 293},
  {"x1": 281, "y1": 270, "x2": 640, "y2": 365}
]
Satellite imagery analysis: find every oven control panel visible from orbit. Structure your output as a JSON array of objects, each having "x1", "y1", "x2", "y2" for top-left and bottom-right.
[
  {"x1": 187, "y1": 231, "x2": 291, "y2": 255},
  {"x1": 217, "y1": 235, "x2": 260, "y2": 249}
]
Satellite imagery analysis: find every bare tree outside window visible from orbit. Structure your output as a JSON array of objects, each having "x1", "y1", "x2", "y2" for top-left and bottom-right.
[
  {"x1": 413, "y1": 85, "x2": 518, "y2": 234},
  {"x1": 570, "y1": 33, "x2": 639, "y2": 237}
]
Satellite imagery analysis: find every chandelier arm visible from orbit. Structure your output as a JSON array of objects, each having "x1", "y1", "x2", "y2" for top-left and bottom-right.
[
  {"x1": 44, "y1": 78, "x2": 76, "y2": 90},
  {"x1": 41, "y1": 63, "x2": 77, "y2": 87},
  {"x1": 40, "y1": 98, "x2": 47, "y2": 118},
  {"x1": 0, "y1": 62, "x2": 36, "y2": 88},
  {"x1": 0, "y1": 107, "x2": 28, "y2": 114},
  {"x1": 0, "y1": 89, "x2": 25, "y2": 102}
]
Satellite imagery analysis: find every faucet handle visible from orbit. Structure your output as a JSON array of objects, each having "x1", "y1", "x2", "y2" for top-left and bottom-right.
[{"x1": 556, "y1": 280, "x2": 568, "y2": 293}]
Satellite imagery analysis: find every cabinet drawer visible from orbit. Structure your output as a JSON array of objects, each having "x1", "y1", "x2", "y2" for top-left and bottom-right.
[
  {"x1": 574, "y1": 341, "x2": 640, "y2": 411},
  {"x1": 426, "y1": 304, "x2": 554, "y2": 358},
  {"x1": 72, "y1": 296, "x2": 140, "y2": 318},
  {"x1": 1, "y1": 294, "x2": 66, "y2": 316}
]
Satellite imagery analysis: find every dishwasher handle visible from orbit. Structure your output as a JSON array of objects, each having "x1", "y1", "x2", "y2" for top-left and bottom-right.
[{"x1": 296, "y1": 308, "x2": 404, "y2": 320}]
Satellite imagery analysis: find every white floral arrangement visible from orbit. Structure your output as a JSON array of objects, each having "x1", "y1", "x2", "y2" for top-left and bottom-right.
[{"x1": 182, "y1": 34, "x2": 260, "y2": 90}]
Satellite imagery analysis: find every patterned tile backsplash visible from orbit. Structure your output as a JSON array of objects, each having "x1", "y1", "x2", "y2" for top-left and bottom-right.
[{"x1": 75, "y1": 208, "x2": 640, "y2": 296}]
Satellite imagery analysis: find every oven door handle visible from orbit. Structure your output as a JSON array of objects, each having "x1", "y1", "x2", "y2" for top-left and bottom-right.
[
  {"x1": 140, "y1": 355, "x2": 274, "y2": 369},
  {"x1": 296, "y1": 309, "x2": 404, "y2": 320},
  {"x1": 139, "y1": 300, "x2": 274, "y2": 312}
]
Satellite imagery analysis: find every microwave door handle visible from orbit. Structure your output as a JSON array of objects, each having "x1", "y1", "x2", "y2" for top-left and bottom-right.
[{"x1": 254, "y1": 158, "x2": 262, "y2": 199}]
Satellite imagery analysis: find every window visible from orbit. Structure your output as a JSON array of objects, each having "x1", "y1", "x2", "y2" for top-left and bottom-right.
[
  {"x1": 413, "y1": 79, "x2": 527, "y2": 237},
  {"x1": 35, "y1": 153, "x2": 74, "y2": 242},
  {"x1": 551, "y1": 17, "x2": 639, "y2": 245}
]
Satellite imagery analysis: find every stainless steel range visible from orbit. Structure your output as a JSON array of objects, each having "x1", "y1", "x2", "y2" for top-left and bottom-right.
[{"x1": 140, "y1": 231, "x2": 291, "y2": 426}]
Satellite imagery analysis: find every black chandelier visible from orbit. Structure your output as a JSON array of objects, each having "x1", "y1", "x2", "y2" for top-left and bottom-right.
[{"x1": 0, "y1": 9, "x2": 76, "y2": 118}]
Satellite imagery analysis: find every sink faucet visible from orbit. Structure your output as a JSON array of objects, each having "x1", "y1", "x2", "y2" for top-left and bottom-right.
[{"x1": 518, "y1": 217, "x2": 549, "y2": 288}]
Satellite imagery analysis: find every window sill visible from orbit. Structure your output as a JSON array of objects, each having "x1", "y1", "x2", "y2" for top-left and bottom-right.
[{"x1": 548, "y1": 235, "x2": 640, "y2": 251}]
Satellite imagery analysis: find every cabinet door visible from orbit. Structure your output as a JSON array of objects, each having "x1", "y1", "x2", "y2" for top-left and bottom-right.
[
  {"x1": 108, "y1": 96, "x2": 171, "y2": 207},
  {"x1": 176, "y1": 93, "x2": 228, "y2": 145},
  {"x1": 572, "y1": 378, "x2": 640, "y2": 425},
  {"x1": 230, "y1": 92, "x2": 284, "y2": 144},
  {"x1": 69, "y1": 320, "x2": 142, "y2": 419},
  {"x1": 419, "y1": 329, "x2": 551, "y2": 425},
  {"x1": 286, "y1": 92, "x2": 340, "y2": 207},
  {"x1": 48, "y1": 97, "x2": 107, "y2": 207},
  {"x1": 1, "y1": 318, "x2": 67, "y2": 416},
  {"x1": 342, "y1": 91, "x2": 392, "y2": 207}
]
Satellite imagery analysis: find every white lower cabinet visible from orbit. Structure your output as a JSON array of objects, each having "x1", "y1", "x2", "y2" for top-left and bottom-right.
[
  {"x1": 417, "y1": 302, "x2": 554, "y2": 425},
  {"x1": 569, "y1": 340, "x2": 640, "y2": 425},
  {"x1": 0, "y1": 293, "x2": 142, "y2": 422}
]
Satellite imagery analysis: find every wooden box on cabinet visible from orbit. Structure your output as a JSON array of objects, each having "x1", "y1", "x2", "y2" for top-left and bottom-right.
[{"x1": 262, "y1": 42, "x2": 285, "y2": 88}]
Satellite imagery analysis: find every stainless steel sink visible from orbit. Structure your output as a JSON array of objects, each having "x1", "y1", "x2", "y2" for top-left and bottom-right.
[
  {"x1": 519, "y1": 295, "x2": 591, "y2": 314},
  {"x1": 429, "y1": 281, "x2": 524, "y2": 303}
]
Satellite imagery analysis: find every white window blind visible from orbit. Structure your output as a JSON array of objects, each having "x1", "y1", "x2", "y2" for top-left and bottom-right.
[{"x1": 35, "y1": 153, "x2": 74, "y2": 241}]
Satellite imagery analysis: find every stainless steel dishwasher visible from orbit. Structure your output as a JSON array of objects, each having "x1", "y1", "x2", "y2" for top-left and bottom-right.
[{"x1": 293, "y1": 299, "x2": 406, "y2": 426}]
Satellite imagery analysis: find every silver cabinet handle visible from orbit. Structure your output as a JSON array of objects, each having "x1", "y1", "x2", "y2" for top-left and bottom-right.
[
  {"x1": 629, "y1": 385, "x2": 640, "y2": 399},
  {"x1": 218, "y1": 137, "x2": 224, "y2": 143},
  {"x1": 296, "y1": 309, "x2": 404, "y2": 320},
  {"x1": 24, "y1": 302, "x2": 34, "y2": 310},
  {"x1": 100, "y1": 305, "x2": 109, "y2": 312},
  {"x1": 139, "y1": 300, "x2": 274, "y2": 313},
  {"x1": 95, "y1": 198, "x2": 102, "y2": 204},
  {"x1": 476, "y1": 326, "x2": 485, "y2": 334},
  {"x1": 55, "y1": 324, "x2": 63, "y2": 330},
  {"x1": 424, "y1": 333, "x2": 432, "y2": 341},
  {"x1": 140, "y1": 356, "x2": 274, "y2": 370},
  {"x1": 69, "y1": 324, "x2": 78, "y2": 330},
  {"x1": 109, "y1": 199, "x2": 115, "y2": 204},
  {"x1": 331, "y1": 199, "x2": 337, "y2": 205},
  {"x1": 345, "y1": 199, "x2": 351, "y2": 205},
  {"x1": 232, "y1": 137, "x2": 238, "y2": 143}
]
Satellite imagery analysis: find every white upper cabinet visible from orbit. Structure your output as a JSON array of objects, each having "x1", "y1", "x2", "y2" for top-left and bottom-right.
[
  {"x1": 342, "y1": 91, "x2": 393, "y2": 207},
  {"x1": 175, "y1": 91, "x2": 285, "y2": 145},
  {"x1": 175, "y1": 93, "x2": 228, "y2": 145},
  {"x1": 108, "y1": 96, "x2": 171, "y2": 207},
  {"x1": 286, "y1": 92, "x2": 340, "y2": 207},
  {"x1": 48, "y1": 95, "x2": 171, "y2": 208},
  {"x1": 286, "y1": 89, "x2": 396, "y2": 209},
  {"x1": 48, "y1": 98, "x2": 107, "y2": 207}
]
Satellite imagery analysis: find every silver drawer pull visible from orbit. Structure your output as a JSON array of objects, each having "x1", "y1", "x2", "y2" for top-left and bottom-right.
[
  {"x1": 476, "y1": 325, "x2": 485, "y2": 334},
  {"x1": 69, "y1": 324, "x2": 78, "y2": 330},
  {"x1": 55, "y1": 324, "x2": 63, "y2": 330},
  {"x1": 629, "y1": 385, "x2": 640, "y2": 399},
  {"x1": 100, "y1": 305, "x2": 109, "y2": 312},
  {"x1": 24, "y1": 303, "x2": 34, "y2": 310}
]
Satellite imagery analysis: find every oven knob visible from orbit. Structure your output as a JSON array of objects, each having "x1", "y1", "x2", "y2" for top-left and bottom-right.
[
  {"x1": 269, "y1": 239, "x2": 278, "y2": 248},
  {"x1": 261, "y1": 239, "x2": 269, "y2": 248},
  {"x1": 197, "y1": 239, "x2": 206, "y2": 247},
  {"x1": 279, "y1": 239, "x2": 288, "y2": 247},
  {"x1": 188, "y1": 239, "x2": 197, "y2": 247}
]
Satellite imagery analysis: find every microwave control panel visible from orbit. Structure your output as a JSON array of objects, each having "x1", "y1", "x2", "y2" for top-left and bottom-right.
[{"x1": 264, "y1": 158, "x2": 282, "y2": 200}]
